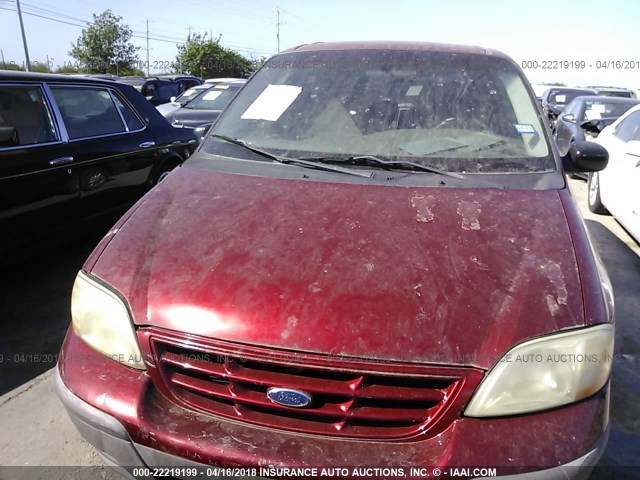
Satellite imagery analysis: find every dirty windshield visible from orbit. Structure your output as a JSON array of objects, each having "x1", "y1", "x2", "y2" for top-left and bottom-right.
[{"x1": 204, "y1": 49, "x2": 554, "y2": 174}]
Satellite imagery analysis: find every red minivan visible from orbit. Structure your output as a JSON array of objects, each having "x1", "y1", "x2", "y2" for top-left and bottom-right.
[{"x1": 56, "y1": 42, "x2": 614, "y2": 480}]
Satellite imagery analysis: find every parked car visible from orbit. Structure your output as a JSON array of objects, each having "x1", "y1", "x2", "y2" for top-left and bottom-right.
[
  {"x1": 588, "y1": 103, "x2": 640, "y2": 240},
  {"x1": 0, "y1": 71, "x2": 197, "y2": 254},
  {"x1": 587, "y1": 86, "x2": 637, "y2": 99},
  {"x1": 164, "y1": 79, "x2": 246, "y2": 141},
  {"x1": 117, "y1": 75, "x2": 202, "y2": 106},
  {"x1": 554, "y1": 95, "x2": 640, "y2": 179},
  {"x1": 541, "y1": 87, "x2": 597, "y2": 128},
  {"x1": 155, "y1": 84, "x2": 213, "y2": 117},
  {"x1": 57, "y1": 41, "x2": 614, "y2": 479},
  {"x1": 530, "y1": 83, "x2": 550, "y2": 103}
]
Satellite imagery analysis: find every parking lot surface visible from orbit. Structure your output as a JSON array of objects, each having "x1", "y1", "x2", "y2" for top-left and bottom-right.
[{"x1": 0, "y1": 178, "x2": 638, "y2": 479}]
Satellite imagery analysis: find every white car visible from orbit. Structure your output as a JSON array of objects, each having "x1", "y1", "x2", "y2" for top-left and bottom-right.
[
  {"x1": 155, "y1": 84, "x2": 212, "y2": 117},
  {"x1": 589, "y1": 104, "x2": 640, "y2": 241}
]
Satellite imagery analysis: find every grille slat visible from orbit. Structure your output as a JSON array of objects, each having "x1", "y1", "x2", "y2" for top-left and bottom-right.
[{"x1": 150, "y1": 337, "x2": 480, "y2": 441}]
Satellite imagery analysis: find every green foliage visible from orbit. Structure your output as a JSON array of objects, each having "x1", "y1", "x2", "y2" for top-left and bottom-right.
[
  {"x1": 29, "y1": 61, "x2": 52, "y2": 73},
  {"x1": 54, "y1": 65, "x2": 82, "y2": 74},
  {"x1": 175, "y1": 33, "x2": 253, "y2": 78},
  {"x1": 0, "y1": 62, "x2": 24, "y2": 71},
  {"x1": 0, "y1": 60, "x2": 51, "y2": 72},
  {"x1": 541, "y1": 82, "x2": 567, "y2": 86},
  {"x1": 69, "y1": 10, "x2": 140, "y2": 74},
  {"x1": 119, "y1": 67, "x2": 146, "y2": 76}
]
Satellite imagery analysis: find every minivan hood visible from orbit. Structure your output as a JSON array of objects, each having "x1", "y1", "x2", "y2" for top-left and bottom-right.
[{"x1": 91, "y1": 168, "x2": 584, "y2": 369}]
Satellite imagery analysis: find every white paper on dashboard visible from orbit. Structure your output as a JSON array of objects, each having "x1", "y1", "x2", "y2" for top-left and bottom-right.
[
  {"x1": 241, "y1": 84, "x2": 303, "y2": 121},
  {"x1": 202, "y1": 91, "x2": 223, "y2": 101},
  {"x1": 406, "y1": 85, "x2": 423, "y2": 96}
]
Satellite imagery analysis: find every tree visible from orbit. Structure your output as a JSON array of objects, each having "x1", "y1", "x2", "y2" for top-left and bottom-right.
[
  {"x1": 70, "y1": 10, "x2": 139, "y2": 74},
  {"x1": 175, "y1": 33, "x2": 253, "y2": 78},
  {"x1": 55, "y1": 65, "x2": 82, "y2": 74}
]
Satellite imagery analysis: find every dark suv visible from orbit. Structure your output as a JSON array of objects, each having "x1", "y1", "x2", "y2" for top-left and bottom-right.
[
  {"x1": 0, "y1": 71, "x2": 196, "y2": 254},
  {"x1": 118, "y1": 76, "x2": 202, "y2": 105}
]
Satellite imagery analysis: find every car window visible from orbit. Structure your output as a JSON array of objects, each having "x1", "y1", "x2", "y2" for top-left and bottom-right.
[
  {"x1": 175, "y1": 87, "x2": 205, "y2": 103},
  {"x1": 50, "y1": 87, "x2": 127, "y2": 139},
  {"x1": 111, "y1": 93, "x2": 144, "y2": 131},
  {"x1": 142, "y1": 82, "x2": 157, "y2": 96},
  {"x1": 157, "y1": 83, "x2": 180, "y2": 99},
  {"x1": 181, "y1": 80, "x2": 198, "y2": 91},
  {"x1": 548, "y1": 90, "x2": 591, "y2": 105},
  {"x1": 597, "y1": 90, "x2": 633, "y2": 98},
  {"x1": 206, "y1": 50, "x2": 552, "y2": 174},
  {"x1": 184, "y1": 86, "x2": 240, "y2": 110},
  {"x1": 0, "y1": 85, "x2": 58, "y2": 147},
  {"x1": 614, "y1": 111, "x2": 640, "y2": 142},
  {"x1": 583, "y1": 101, "x2": 637, "y2": 121},
  {"x1": 563, "y1": 99, "x2": 580, "y2": 117}
]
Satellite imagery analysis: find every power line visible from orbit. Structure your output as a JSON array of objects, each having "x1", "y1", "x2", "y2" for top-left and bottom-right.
[{"x1": 1, "y1": 5, "x2": 274, "y2": 60}]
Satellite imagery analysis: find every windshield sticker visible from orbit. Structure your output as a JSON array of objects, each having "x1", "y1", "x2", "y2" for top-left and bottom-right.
[
  {"x1": 241, "y1": 84, "x2": 303, "y2": 121},
  {"x1": 554, "y1": 94, "x2": 566, "y2": 103},
  {"x1": 513, "y1": 123, "x2": 536, "y2": 134},
  {"x1": 202, "y1": 91, "x2": 223, "y2": 101},
  {"x1": 585, "y1": 110, "x2": 602, "y2": 120},
  {"x1": 406, "y1": 85, "x2": 423, "y2": 96}
]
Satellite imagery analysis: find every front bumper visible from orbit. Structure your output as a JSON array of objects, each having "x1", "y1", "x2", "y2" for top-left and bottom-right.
[{"x1": 56, "y1": 329, "x2": 609, "y2": 480}]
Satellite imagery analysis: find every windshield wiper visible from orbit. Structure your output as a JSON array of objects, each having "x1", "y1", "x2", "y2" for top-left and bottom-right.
[
  {"x1": 210, "y1": 134, "x2": 374, "y2": 178},
  {"x1": 299, "y1": 154, "x2": 464, "y2": 179}
]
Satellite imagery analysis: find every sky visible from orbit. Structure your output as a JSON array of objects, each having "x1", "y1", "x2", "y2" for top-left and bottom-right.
[{"x1": 1, "y1": 0, "x2": 640, "y2": 89}]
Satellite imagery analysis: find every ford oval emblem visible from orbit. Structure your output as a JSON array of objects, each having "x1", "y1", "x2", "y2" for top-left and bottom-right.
[{"x1": 267, "y1": 387, "x2": 312, "y2": 408}]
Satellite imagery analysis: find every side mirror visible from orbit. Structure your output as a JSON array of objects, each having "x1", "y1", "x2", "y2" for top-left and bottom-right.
[
  {"x1": 569, "y1": 140, "x2": 608, "y2": 172},
  {"x1": 625, "y1": 140, "x2": 640, "y2": 157},
  {"x1": 194, "y1": 123, "x2": 213, "y2": 145},
  {"x1": 561, "y1": 113, "x2": 576, "y2": 123}
]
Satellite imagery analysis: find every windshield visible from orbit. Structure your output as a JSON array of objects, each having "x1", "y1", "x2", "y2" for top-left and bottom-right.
[
  {"x1": 184, "y1": 85, "x2": 241, "y2": 110},
  {"x1": 548, "y1": 90, "x2": 592, "y2": 105},
  {"x1": 597, "y1": 90, "x2": 633, "y2": 98},
  {"x1": 582, "y1": 100, "x2": 638, "y2": 121},
  {"x1": 175, "y1": 86, "x2": 209, "y2": 103},
  {"x1": 204, "y1": 50, "x2": 553, "y2": 174}
]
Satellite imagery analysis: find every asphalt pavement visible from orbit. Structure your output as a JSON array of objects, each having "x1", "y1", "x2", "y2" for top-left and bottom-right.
[{"x1": 0, "y1": 178, "x2": 638, "y2": 479}]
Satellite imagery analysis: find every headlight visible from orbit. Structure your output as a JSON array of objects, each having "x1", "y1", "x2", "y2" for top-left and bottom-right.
[
  {"x1": 465, "y1": 324, "x2": 613, "y2": 417},
  {"x1": 71, "y1": 271, "x2": 146, "y2": 370}
]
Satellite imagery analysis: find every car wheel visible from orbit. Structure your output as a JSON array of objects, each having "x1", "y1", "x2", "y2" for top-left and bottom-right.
[
  {"x1": 150, "y1": 159, "x2": 180, "y2": 187},
  {"x1": 587, "y1": 172, "x2": 609, "y2": 214}
]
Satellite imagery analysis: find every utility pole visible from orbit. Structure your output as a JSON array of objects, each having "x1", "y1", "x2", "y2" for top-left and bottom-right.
[
  {"x1": 16, "y1": 0, "x2": 31, "y2": 72},
  {"x1": 276, "y1": 7, "x2": 281, "y2": 53},
  {"x1": 146, "y1": 19, "x2": 150, "y2": 76},
  {"x1": 1, "y1": 49, "x2": 5, "y2": 69}
]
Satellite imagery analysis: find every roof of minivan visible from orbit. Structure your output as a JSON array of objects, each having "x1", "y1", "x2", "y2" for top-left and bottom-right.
[{"x1": 280, "y1": 41, "x2": 510, "y2": 59}]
